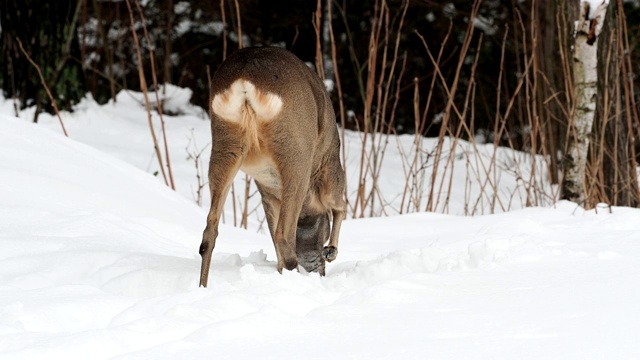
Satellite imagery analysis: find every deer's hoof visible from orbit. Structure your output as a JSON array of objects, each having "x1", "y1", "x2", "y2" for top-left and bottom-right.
[
  {"x1": 285, "y1": 258, "x2": 299, "y2": 271},
  {"x1": 278, "y1": 257, "x2": 299, "y2": 273},
  {"x1": 322, "y1": 246, "x2": 338, "y2": 262}
]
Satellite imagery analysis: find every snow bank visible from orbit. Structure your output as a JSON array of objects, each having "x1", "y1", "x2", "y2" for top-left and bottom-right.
[
  {"x1": 1, "y1": 88, "x2": 556, "y2": 227},
  {"x1": 1, "y1": 114, "x2": 639, "y2": 358},
  {"x1": 113, "y1": 84, "x2": 205, "y2": 117}
]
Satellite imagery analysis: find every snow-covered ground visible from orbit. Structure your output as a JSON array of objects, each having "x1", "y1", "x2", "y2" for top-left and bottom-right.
[
  {"x1": 1, "y1": 90, "x2": 639, "y2": 359},
  {"x1": 1, "y1": 85, "x2": 555, "y2": 221}
]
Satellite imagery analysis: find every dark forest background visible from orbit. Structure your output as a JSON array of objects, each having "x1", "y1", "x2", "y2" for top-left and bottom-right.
[{"x1": 2, "y1": 0, "x2": 640, "y2": 210}]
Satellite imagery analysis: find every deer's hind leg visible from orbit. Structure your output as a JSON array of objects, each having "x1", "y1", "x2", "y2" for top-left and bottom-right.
[
  {"x1": 270, "y1": 140, "x2": 315, "y2": 272},
  {"x1": 272, "y1": 172, "x2": 310, "y2": 272},
  {"x1": 199, "y1": 124, "x2": 244, "y2": 288}
]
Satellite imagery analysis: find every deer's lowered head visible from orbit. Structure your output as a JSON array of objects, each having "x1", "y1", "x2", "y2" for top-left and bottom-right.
[{"x1": 199, "y1": 47, "x2": 346, "y2": 287}]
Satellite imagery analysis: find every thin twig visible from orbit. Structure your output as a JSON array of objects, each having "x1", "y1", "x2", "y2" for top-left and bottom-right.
[
  {"x1": 16, "y1": 38, "x2": 69, "y2": 137},
  {"x1": 124, "y1": 0, "x2": 169, "y2": 186}
]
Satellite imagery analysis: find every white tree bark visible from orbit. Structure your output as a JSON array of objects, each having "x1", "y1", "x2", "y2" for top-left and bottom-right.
[{"x1": 562, "y1": 0, "x2": 608, "y2": 205}]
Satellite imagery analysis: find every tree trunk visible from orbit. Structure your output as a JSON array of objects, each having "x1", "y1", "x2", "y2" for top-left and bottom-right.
[
  {"x1": 590, "y1": 0, "x2": 640, "y2": 207},
  {"x1": 1, "y1": 0, "x2": 86, "y2": 116},
  {"x1": 561, "y1": 0, "x2": 608, "y2": 207}
]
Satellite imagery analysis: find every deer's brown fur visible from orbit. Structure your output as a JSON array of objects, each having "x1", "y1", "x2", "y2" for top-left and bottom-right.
[{"x1": 199, "y1": 47, "x2": 346, "y2": 287}]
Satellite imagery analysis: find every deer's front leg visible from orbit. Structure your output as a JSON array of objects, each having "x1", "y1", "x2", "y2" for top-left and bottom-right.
[{"x1": 323, "y1": 208, "x2": 345, "y2": 262}]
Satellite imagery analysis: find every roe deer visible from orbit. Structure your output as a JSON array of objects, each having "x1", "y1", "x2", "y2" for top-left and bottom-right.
[{"x1": 199, "y1": 47, "x2": 346, "y2": 287}]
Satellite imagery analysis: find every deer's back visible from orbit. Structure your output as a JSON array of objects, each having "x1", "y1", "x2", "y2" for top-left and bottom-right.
[{"x1": 210, "y1": 47, "x2": 330, "y2": 130}]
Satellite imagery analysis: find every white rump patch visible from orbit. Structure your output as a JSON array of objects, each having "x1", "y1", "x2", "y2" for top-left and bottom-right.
[{"x1": 211, "y1": 79, "x2": 283, "y2": 123}]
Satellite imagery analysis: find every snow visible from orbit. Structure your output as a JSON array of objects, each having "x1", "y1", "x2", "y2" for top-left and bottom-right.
[
  {"x1": 3, "y1": 87, "x2": 556, "y2": 222},
  {"x1": 1, "y1": 90, "x2": 640, "y2": 358},
  {"x1": 584, "y1": 0, "x2": 609, "y2": 19}
]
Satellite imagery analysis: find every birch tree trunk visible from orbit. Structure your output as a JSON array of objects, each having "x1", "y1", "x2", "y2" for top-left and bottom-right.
[
  {"x1": 322, "y1": 0, "x2": 334, "y2": 87},
  {"x1": 591, "y1": 0, "x2": 640, "y2": 207},
  {"x1": 561, "y1": 0, "x2": 608, "y2": 206}
]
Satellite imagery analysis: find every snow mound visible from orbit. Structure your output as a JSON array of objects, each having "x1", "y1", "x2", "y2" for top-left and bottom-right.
[
  {"x1": 1, "y1": 115, "x2": 640, "y2": 359},
  {"x1": 114, "y1": 84, "x2": 204, "y2": 116}
]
